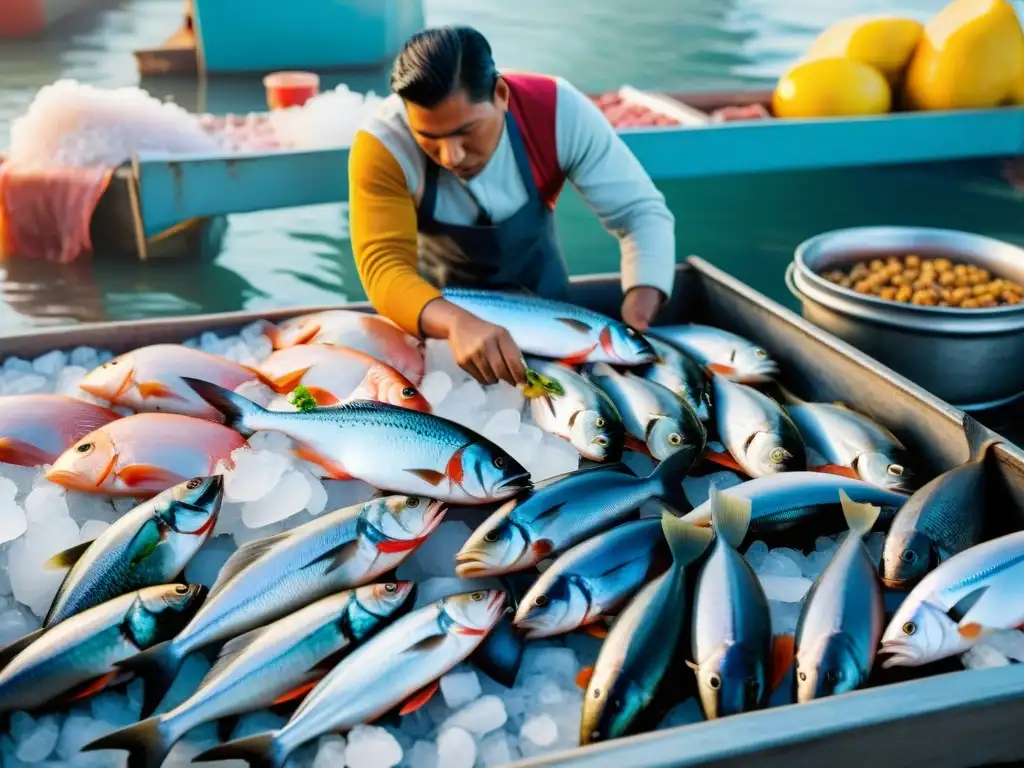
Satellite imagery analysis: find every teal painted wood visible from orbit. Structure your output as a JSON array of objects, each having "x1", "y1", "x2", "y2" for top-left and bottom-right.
[{"x1": 192, "y1": 0, "x2": 423, "y2": 74}]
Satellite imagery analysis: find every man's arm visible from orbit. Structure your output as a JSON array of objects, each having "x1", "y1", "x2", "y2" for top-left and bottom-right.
[{"x1": 554, "y1": 79, "x2": 676, "y2": 326}]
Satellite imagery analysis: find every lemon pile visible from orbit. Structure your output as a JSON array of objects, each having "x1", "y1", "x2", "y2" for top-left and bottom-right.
[{"x1": 772, "y1": 0, "x2": 1024, "y2": 118}]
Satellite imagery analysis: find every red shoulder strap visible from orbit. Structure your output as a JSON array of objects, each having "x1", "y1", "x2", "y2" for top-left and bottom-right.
[{"x1": 503, "y1": 72, "x2": 566, "y2": 209}]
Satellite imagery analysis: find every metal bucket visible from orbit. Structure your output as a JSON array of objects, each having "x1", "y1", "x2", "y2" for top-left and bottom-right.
[{"x1": 788, "y1": 226, "x2": 1024, "y2": 409}]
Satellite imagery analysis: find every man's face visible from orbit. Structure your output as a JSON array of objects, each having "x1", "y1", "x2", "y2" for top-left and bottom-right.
[{"x1": 405, "y1": 79, "x2": 508, "y2": 180}]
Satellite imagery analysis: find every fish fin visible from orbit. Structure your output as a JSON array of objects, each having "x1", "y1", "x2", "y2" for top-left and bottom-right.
[
  {"x1": 660, "y1": 512, "x2": 713, "y2": 567},
  {"x1": 192, "y1": 732, "x2": 285, "y2": 768},
  {"x1": 407, "y1": 634, "x2": 449, "y2": 654},
  {"x1": 376, "y1": 537, "x2": 423, "y2": 554},
  {"x1": 624, "y1": 434, "x2": 652, "y2": 456},
  {"x1": 267, "y1": 367, "x2": 310, "y2": 394},
  {"x1": 115, "y1": 641, "x2": 184, "y2": 718},
  {"x1": 769, "y1": 634, "x2": 795, "y2": 692},
  {"x1": 272, "y1": 680, "x2": 320, "y2": 706},
  {"x1": 810, "y1": 463, "x2": 859, "y2": 479},
  {"x1": 531, "y1": 539, "x2": 555, "y2": 559},
  {"x1": 469, "y1": 615, "x2": 524, "y2": 688},
  {"x1": 0, "y1": 627, "x2": 46, "y2": 670},
  {"x1": 200, "y1": 627, "x2": 268, "y2": 688},
  {"x1": 208, "y1": 532, "x2": 291, "y2": 600},
  {"x1": 555, "y1": 318, "x2": 594, "y2": 333},
  {"x1": 407, "y1": 469, "x2": 445, "y2": 486},
  {"x1": 559, "y1": 345, "x2": 598, "y2": 366},
  {"x1": 684, "y1": 659, "x2": 700, "y2": 672},
  {"x1": 398, "y1": 680, "x2": 440, "y2": 715},
  {"x1": 702, "y1": 448, "x2": 746, "y2": 474},
  {"x1": 317, "y1": 539, "x2": 363, "y2": 575},
  {"x1": 136, "y1": 381, "x2": 187, "y2": 401},
  {"x1": 0, "y1": 437, "x2": 55, "y2": 467},
  {"x1": 583, "y1": 623, "x2": 608, "y2": 640},
  {"x1": 529, "y1": 502, "x2": 566, "y2": 524},
  {"x1": 837, "y1": 489, "x2": 881, "y2": 538},
  {"x1": 291, "y1": 445, "x2": 352, "y2": 480},
  {"x1": 81, "y1": 715, "x2": 176, "y2": 768},
  {"x1": 707, "y1": 363, "x2": 735, "y2": 376},
  {"x1": 180, "y1": 378, "x2": 264, "y2": 438},
  {"x1": 45, "y1": 539, "x2": 94, "y2": 570},
  {"x1": 947, "y1": 587, "x2": 989, "y2": 623},
  {"x1": 708, "y1": 484, "x2": 752, "y2": 548},
  {"x1": 575, "y1": 666, "x2": 595, "y2": 689},
  {"x1": 649, "y1": 450, "x2": 696, "y2": 514},
  {"x1": 117, "y1": 464, "x2": 185, "y2": 489},
  {"x1": 61, "y1": 669, "x2": 121, "y2": 703},
  {"x1": 303, "y1": 387, "x2": 339, "y2": 406}
]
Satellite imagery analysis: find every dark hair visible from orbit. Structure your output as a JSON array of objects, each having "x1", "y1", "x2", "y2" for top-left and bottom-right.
[{"x1": 390, "y1": 26, "x2": 499, "y2": 108}]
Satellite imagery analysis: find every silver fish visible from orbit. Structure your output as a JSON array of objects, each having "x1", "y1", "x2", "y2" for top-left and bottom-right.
[
  {"x1": 44, "y1": 475, "x2": 223, "y2": 627},
  {"x1": 442, "y1": 287, "x2": 656, "y2": 364},
  {"x1": 794, "y1": 491, "x2": 884, "y2": 702},
  {"x1": 523, "y1": 356, "x2": 625, "y2": 462},
  {"x1": 688, "y1": 486, "x2": 773, "y2": 719},
  {"x1": 0, "y1": 584, "x2": 204, "y2": 713},
  {"x1": 194, "y1": 590, "x2": 507, "y2": 768},
  {"x1": 585, "y1": 362, "x2": 706, "y2": 464},
  {"x1": 786, "y1": 403, "x2": 915, "y2": 492},
  {"x1": 84, "y1": 582, "x2": 414, "y2": 768},
  {"x1": 183, "y1": 378, "x2": 531, "y2": 505},
  {"x1": 515, "y1": 516, "x2": 707, "y2": 639},
  {"x1": 638, "y1": 337, "x2": 711, "y2": 421},
  {"x1": 710, "y1": 375, "x2": 806, "y2": 478},
  {"x1": 456, "y1": 449, "x2": 693, "y2": 577},
  {"x1": 880, "y1": 529, "x2": 1024, "y2": 668},
  {"x1": 879, "y1": 457, "x2": 986, "y2": 590},
  {"x1": 681, "y1": 471, "x2": 909, "y2": 536},
  {"x1": 580, "y1": 513, "x2": 712, "y2": 744},
  {"x1": 650, "y1": 324, "x2": 779, "y2": 383},
  {"x1": 123, "y1": 495, "x2": 446, "y2": 717}
]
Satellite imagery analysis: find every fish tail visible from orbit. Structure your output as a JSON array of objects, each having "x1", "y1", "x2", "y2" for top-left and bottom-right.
[
  {"x1": 193, "y1": 731, "x2": 286, "y2": 768},
  {"x1": 647, "y1": 448, "x2": 695, "y2": 514},
  {"x1": 708, "y1": 484, "x2": 752, "y2": 548},
  {"x1": 82, "y1": 716, "x2": 178, "y2": 768},
  {"x1": 837, "y1": 489, "x2": 881, "y2": 538},
  {"x1": 115, "y1": 641, "x2": 183, "y2": 718},
  {"x1": 660, "y1": 512, "x2": 713, "y2": 567},
  {"x1": 180, "y1": 377, "x2": 265, "y2": 438}
]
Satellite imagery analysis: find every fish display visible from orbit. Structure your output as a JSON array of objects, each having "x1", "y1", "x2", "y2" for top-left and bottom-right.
[
  {"x1": 793, "y1": 491, "x2": 884, "y2": 702},
  {"x1": 456, "y1": 450, "x2": 693, "y2": 577},
  {"x1": 879, "y1": 456, "x2": 987, "y2": 590},
  {"x1": 45, "y1": 413, "x2": 248, "y2": 497},
  {"x1": 194, "y1": 590, "x2": 506, "y2": 768},
  {"x1": 638, "y1": 336, "x2": 711, "y2": 422},
  {"x1": 579, "y1": 513, "x2": 712, "y2": 744},
  {"x1": 0, "y1": 584, "x2": 204, "y2": 713},
  {"x1": 45, "y1": 475, "x2": 223, "y2": 626},
  {"x1": 182, "y1": 379, "x2": 530, "y2": 504},
  {"x1": 258, "y1": 344, "x2": 431, "y2": 411},
  {"x1": 522, "y1": 357, "x2": 625, "y2": 462},
  {"x1": 584, "y1": 362, "x2": 706, "y2": 464},
  {"x1": 786, "y1": 403, "x2": 915, "y2": 492},
  {"x1": 123, "y1": 494, "x2": 446, "y2": 716},
  {"x1": 0, "y1": 394, "x2": 121, "y2": 467},
  {"x1": 84, "y1": 582, "x2": 414, "y2": 768},
  {"x1": 708, "y1": 375, "x2": 806, "y2": 478},
  {"x1": 442, "y1": 287, "x2": 657, "y2": 365},
  {"x1": 78, "y1": 344, "x2": 273, "y2": 421},
  {"x1": 265, "y1": 310, "x2": 425, "y2": 383},
  {"x1": 650, "y1": 324, "x2": 779, "y2": 383}
]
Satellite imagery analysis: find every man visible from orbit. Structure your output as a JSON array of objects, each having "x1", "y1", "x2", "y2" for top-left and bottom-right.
[{"x1": 349, "y1": 25, "x2": 676, "y2": 386}]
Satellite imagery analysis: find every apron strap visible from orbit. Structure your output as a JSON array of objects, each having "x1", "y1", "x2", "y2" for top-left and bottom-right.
[
  {"x1": 419, "y1": 160, "x2": 441, "y2": 226},
  {"x1": 505, "y1": 111, "x2": 543, "y2": 205}
]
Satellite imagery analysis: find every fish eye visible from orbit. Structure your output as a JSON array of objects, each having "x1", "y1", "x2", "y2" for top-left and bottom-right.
[
  {"x1": 708, "y1": 673, "x2": 721, "y2": 690},
  {"x1": 186, "y1": 478, "x2": 203, "y2": 490},
  {"x1": 385, "y1": 583, "x2": 398, "y2": 593},
  {"x1": 595, "y1": 417, "x2": 606, "y2": 428},
  {"x1": 668, "y1": 433, "x2": 682, "y2": 446},
  {"x1": 902, "y1": 621, "x2": 917, "y2": 635},
  {"x1": 798, "y1": 671, "x2": 807, "y2": 681},
  {"x1": 75, "y1": 442, "x2": 94, "y2": 454},
  {"x1": 174, "y1": 585, "x2": 189, "y2": 594},
  {"x1": 494, "y1": 456, "x2": 506, "y2": 469},
  {"x1": 594, "y1": 436, "x2": 609, "y2": 447},
  {"x1": 405, "y1": 497, "x2": 420, "y2": 508},
  {"x1": 755, "y1": 349, "x2": 767, "y2": 358},
  {"x1": 483, "y1": 530, "x2": 499, "y2": 543},
  {"x1": 471, "y1": 592, "x2": 485, "y2": 602},
  {"x1": 901, "y1": 550, "x2": 917, "y2": 564},
  {"x1": 769, "y1": 448, "x2": 786, "y2": 464},
  {"x1": 535, "y1": 594, "x2": 548, "y2": 607},
  {"x1": 888, "y1": 464, "x2": 904, "y2": 476},
  {"x1": 401, "y1": 387, "x2": 416, "y2": 398}
]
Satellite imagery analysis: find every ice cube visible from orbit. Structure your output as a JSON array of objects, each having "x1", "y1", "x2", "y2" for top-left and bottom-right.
[
  {"x1": 56, "y1": 713, "x2": 108, "y2": 761},
  {"x1": 437, "y1": 381, "x2": 487, "y2": 428},
  {"x1": 79, "y1": 519, "x2": 111, "y2": 541},
  {"x1": 532, "y1": 439, "x2": 579, "y2": 481},
  {"x1": 439, "y1": 669, "x2": 482, "y2": 709},
  {"x1": 769, "y1": 600, "x2": 802, "y2": 636},
  {"x1": 802, "y1": 549, "x2": 832, "y2": 581},
  {"x1": 69, "y1": 346, "x2": 100, "y2": 370},
  {"x1": 55, "y1": 366, "x2": 90, "y2": 397},
  {"x1": 90, "y1": 692, "x2": 135, "y2": 728},
  {"x1": 517, "y1": 424, "x2": 543, "y2": 443},
  {"x1": 64, "y1": 491, "x2": 118, "y2": 527},
  {"x1": 441, "y1": 695, "x2": 507, "y2": 735},
  {"x1": 419, "y1": 371, "x2": 453, "y2": 407},
  {"x1": 0, "y1": 607, "x2": 38, "y2": 646},
  {"x1": 424, "y1": 340, "x2": 466, "y2": 384},
  {"x1": 479, "y1": 730, "x2": 520, "y2": 767},
  {"x1": 0, "y1": 476, "x2": 20, "y2": 503},
  {"x1": 4, "y1": 373, "x2": 50, "y2": 395},
  {"x1": 224, "y1": 448, "x2": 291, "y2": 503},
  {"x1": 743, "y1": 540, "x2": 769, "y2": 571},
  {"x1": 770, "y1": 547, "x2": 807, "y2": 575},
  {"x1": 24, "y1": 484, "x2": 69, "y2": 524},
  {"x1": 485, "y1": 381, "x2": 525, "y2": 414},
  {"x1": 246, "y1": 430, "x2": 294, "y2": 454},
  {"x1": 404, "y1": 740, "x2": 438, "y2": 768},
  {"x1": 520, "y1": 713, "x2": 557, "y2": 747},
  {"x1": 32, "y1": 350, "x2": 66, "y2": 378},
  {"x1": 436, "y1": 727, "x2": 475, "y2": 768},
  {"x1": 15, "y1": 713, "x2": 59, "y2": 762},
  {"x1": 759, "y1": 575, "x2": 812, "y2": 603},
  {"x1": 483, "y1": 409, "x2": 521, "y2": 438},
  {"x1": 313, "y1": 735, "x2": 347, "y2": 768},
  {"x1": 302, "y1": 470, "x2": 329, "y2": 516},
  {"x1": 815, "y1": 535, "x2": 837, "y2": 552},
  {"x1": 758, "y1": 550, "x2": 803, "y2": 578},
  {"x1": 0, "y1": 497, "x2": 27, "y2": 544},
  {"x1": 962, "y1": 643, "x2": 1011, "y2": 670},
  {"x1": 519, "y1": 646, "x2": 578, "y2": 688},
  {"x1": 240, "y1": 469, "x2": 312, "y2": 528},
  {"x1": 344, "y1": 724, "x2": 403, "y2": 768}
]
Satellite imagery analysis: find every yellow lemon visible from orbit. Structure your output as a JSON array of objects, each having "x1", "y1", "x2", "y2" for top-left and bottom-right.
[
  {"x1": 903, "y1": 0, "x2": 1024, "y2": 110},
  {"x1": 806, "y1": 15, "x2": 924, "y2": 86},
  {"x1": 773, "y1": 58, "x2": 892, "y2": 118}
]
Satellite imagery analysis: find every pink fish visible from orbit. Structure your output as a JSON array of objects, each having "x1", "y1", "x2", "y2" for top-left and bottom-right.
[
  {"x1": 0, "y1": 395, "x2": 122, "y2": 467},
  {"x1": 45, "y1": 413, "x2": 248, "y2": 497},
  {"x1": 265, "y1": 311, "x2": 425, "y2": 383},
  {"x1": 258, "y1": 344, "x2": 431, "y2": 412},
  {"x1": 78, "y1": 344, "x2": 275, "y2": 421}
]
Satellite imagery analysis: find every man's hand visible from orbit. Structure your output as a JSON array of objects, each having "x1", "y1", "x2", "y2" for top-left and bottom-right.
[
  {"x1": 621, "y1": 286, "x2": 664, "y2": 332},
  {"x1": 419, "y1": 299, "x2": 527, "y2": 386}
]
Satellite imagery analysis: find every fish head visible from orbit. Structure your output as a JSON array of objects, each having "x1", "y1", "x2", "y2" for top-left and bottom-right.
[
  {"x1": 879, "y1": 529, "x2": 935, "y2": 589},
  {"x1": 602, "y1": 324, "x2": 656, "y2": 364},
  {"x1": 443, "y1": 589, "x2": 508, "y2": 635},
  {"x1": 794, "y1": 632, "x2": 865, "y2": 702},
  {"x1": 268, "y1": 314, "x2": 321, "y2": 348},
  {"x1": 645, "y1": 415, "x2": 699, "y2": 463},
  {"x1": 455, "y1": 507, "x2": 530, "y2": 578},
  {"x1": 730, "y1": 346, "x2": 779, "y2": 383},
  {"x1": 359, "y1": 366, "x2": 432, "y2": 413},
  {"x1": 133, "y1": 583, "x2": 208, "y2": 645},
  {"x1": 691, "y1": 641, "x2": 767, "y2": 719},
  {"x1": 581, "y1": 669, "x2": 646, "y2": 745},
  {"x1": 457, "y1": 441, "x2": 532, "y2": 501},
  {"x1": 569, "y1": 408, "x2": 624, "y2": 462},
  {"x1": 856, "y1": 451, "x2": 914, "y2": 493},
  {"x1": 513, "y1": 574, "x2": 589, "y2": 639},
  {"x1": 744, "y1": 432, "x2": 803, "y2": 477},
  {"x1": 78, "y1": 353, "x2": 136, "y2": 401},
  {"x1": 879, "y1": 598, "x2": 966, "y2": 668},
  {"x1": 355, "y1": 580, "x2": 416, "y2": 617},
  {"x1": 365, "y1": 495, "x2": 448, "y2": 544},
  {"x1": 160, "y1": 475, "x2": 225, "y2": 536},
  {"x1": 46, "y1": 427, "x2": 119, "y2": 491}
]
